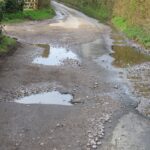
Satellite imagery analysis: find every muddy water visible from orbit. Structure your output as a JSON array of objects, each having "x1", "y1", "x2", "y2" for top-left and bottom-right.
[
  {"x1": 78, "y1": 33, "x2": 150, "y2": 69},
  {"x1": 112, "y1": 45, "x2": 150, "y2": 67},
  {"x1": 110, "y1": 31, "x2": 150, "y2": 68},
  {"x1": 33, "y1": 44, "x2": 79, "y2": 66},
  {"x1": 15, "y1": 91, "x2": 73, "y2": 105}
]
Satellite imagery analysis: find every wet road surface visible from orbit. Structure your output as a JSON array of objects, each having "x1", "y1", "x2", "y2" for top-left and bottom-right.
[{"x1": 0, "y1": 1, "x2": 150, "y2": 150}]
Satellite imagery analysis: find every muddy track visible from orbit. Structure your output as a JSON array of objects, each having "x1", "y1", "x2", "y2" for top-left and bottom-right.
[{"x1": 0, "y1": 1, "x2": 150, "y2": 150}]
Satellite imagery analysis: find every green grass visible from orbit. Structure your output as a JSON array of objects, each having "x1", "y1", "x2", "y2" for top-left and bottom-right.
[
  {"x1": 112, "y1": 16, "x2": 150, "y2": 48},
  {"x1": 2, "y1": 8, "x2": 55, "y2": 23},
  {"x1": 0, "y1": 35, "x2": 16, "y2": 55},
  {"x1": 79, "y1": 5, "x2": 110, "y2": 22}
]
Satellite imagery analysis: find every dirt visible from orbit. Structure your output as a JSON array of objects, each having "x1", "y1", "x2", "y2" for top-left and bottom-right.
[
  {"x1": 127, "y1": 63, "x2": 150, "y2": 117},
  {"x1": 0, "y1": 1, "x2": 150, "y2": 150}
]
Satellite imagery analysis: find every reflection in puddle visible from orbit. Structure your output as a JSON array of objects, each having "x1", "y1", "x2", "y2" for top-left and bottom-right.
[
  {"x1": 79, "y1": 39, "x2": 108, "y2": 58},
  {"x1": 33, "y1": 44, "x2": 79, "y2": 66},
  {"x1": 15, "y1": 91, "x2": 73, "y2": 105},
  {"x1": 37, "y1": 44, "x2": 50, "y2": 58},
  {"x1": 112, "y1": 45, "x2": 150, "y2": 67}
]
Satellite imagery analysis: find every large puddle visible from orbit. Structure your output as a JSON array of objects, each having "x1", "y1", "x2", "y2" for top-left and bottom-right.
[
  {"x1": 112, "y1": 45, "x2": 150, "y2": 67},
  {"x1": 15, "y1": 91, "x2": 73, "y2": 105},
  {"x1": 33, "y1": 44, "x2": 79, "y2": 66}
]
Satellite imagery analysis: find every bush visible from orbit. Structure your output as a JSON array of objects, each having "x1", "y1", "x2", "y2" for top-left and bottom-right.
[
  {"x1": 0, "y1": 1, "x2": 5, "y2": 21},
  {"x1": 112, "y1": 16, "x2": 150, "y2": 48},
  {"x1": 0, "y1": 1, "x2": 4, "y2": 44},
  {"x1": 4, "y1": 0, "x2": 24, "y2": 13},
  {"x1": 38, "y1": 0, "x2": 50, "y2": 9}
]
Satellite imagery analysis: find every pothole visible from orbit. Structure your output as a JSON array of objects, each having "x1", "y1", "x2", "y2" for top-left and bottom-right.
[
  {"x1": 15, "y1": 91, "x2": 73, "y2": 106},
  {"x1": 112, "y1": 45, "x2": 150, "y2": 68},
  {"x1": 33, "y1": 44, "x2": 79, "y2": 66}
]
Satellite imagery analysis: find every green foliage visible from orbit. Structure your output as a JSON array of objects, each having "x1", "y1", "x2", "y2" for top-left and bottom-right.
[
  {"x1": 2, "y1": 8, "x2": 55, "y2": 23},
  {"x1": 0, "y1": 1, "x2": 54, "y2": 55},
  {"x1": 0, "y1": 35, "x2": 16, "y2": 54},
  {"x1": 4, "y1": 0, "x2": 24, "y2": 13},
  {"x1": 80, "y1": 5, "x2": 110, "y2": 22},
  {"x1": 0, "y1": 1, "x2": 5, "y2": 21},
  {"x1": 38, "y1": 0, "x2": 50, "y2": 9},
  {"x1": 112, "y1": 17, "x2": 127, "y2": 31},
  {"x1": 58, "y1": 0, "x2": 150, "y2": 48},
  {"x1": 24, "y1": 8, "x2": 55, "y2": 20},
  {"x1": 0, "y1": 1, "x2": 4, "y2": 44},
  {"x1": 58, "y1": 0, "x2": 112, "y2": 22},
  {"x1": 112, "y1": 16, "x2": 150, "y2": 48}
]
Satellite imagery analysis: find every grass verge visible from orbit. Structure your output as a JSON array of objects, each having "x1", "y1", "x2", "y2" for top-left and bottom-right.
[
  {"x1": 77, "y1": 5, "x2": 110, "y2": 22},
  {"x1": 2, "y1": 8, "x2": 55, "y2": 24},
  {"x1": 112, "y1": 16, "x2": 150, "y2": 48},
  {"x1": 0, "y1": 35, "x2": 17, "y2": 56}
]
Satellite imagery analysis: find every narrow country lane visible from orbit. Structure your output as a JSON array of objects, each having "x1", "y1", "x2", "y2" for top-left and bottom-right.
[{"x1": 0, "y1": 1, "x2": 150, "y2": 150}]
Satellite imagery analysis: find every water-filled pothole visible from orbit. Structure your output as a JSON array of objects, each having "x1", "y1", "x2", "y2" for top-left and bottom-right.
[
  {"x1": 112, "y1": 45, "x2": 150, "y2": 67},
  {"x1": 15, "y1": 91, "x2": 73, "y2": 105},
  {"x1": 33, "y1": 44, "x2": 79, "y2": 66}
]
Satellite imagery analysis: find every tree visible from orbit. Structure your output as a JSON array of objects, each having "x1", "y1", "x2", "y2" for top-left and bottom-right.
[
  {"x1": 38, "y1": 0, "x2": 50, "y2": 9},
  {"x1": 4, "y1": 0, "x2": 24, "y2": 13},
  {"x1": 0, "y1": 1, "x2": 4, "y2": 44}
]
